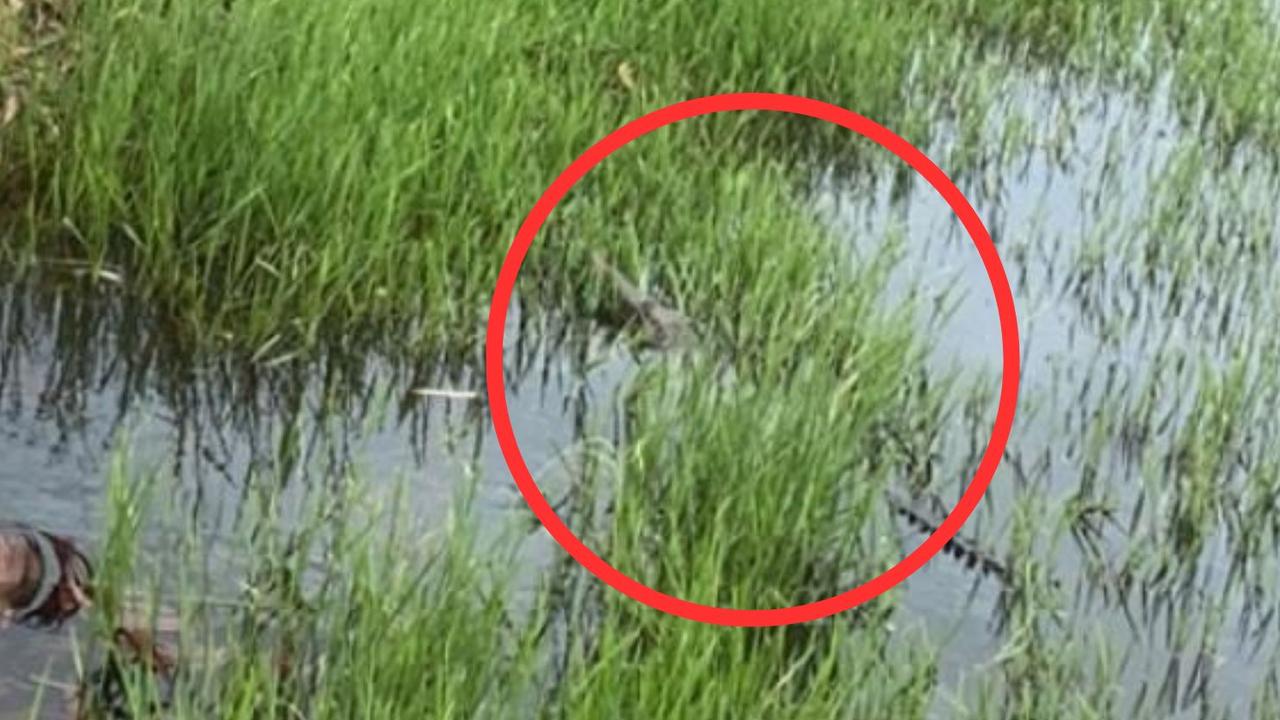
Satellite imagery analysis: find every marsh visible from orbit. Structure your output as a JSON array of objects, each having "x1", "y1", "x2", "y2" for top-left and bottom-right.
[{"x1": 2, "y1": 0, "x2": 1280, "y2": 717}]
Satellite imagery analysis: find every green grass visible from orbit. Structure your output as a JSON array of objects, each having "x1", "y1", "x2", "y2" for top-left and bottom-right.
[
  {"x1": 923, "y1": 0, "x2": 1280, "y2": 152},
  {"x1": 0, "y1": 1, "x2": 1272, "y2": 375},
  {"x1": 3, "y1": 0, "x2": 1272, "y2": 361},
  {"x1": 0, "y1": 0, "x2": 933, "y2": 360},
  {"x1": 5, "y1": 0, "x2": 1280, "y2": 718},
  {"x1": 61, "y1": 168, "x2": 947, "y2": 717},
  {"x1": 84, "y1": 408, "x2": 940, "y2": 720}
]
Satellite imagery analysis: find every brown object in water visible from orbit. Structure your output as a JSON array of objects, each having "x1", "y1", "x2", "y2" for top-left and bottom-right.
[
  {"x1": 111, "y1": 626, "x2": 179, "y2": 679},
  {"x1": 0, "y1": 524, "x2": 93, "y2": 627},
  {"x1": 590, "y1": 252, "x2": 694, "y2": 351},
  {"x1": 73, "y1": 626, "x2": 180, "y2": 720}
]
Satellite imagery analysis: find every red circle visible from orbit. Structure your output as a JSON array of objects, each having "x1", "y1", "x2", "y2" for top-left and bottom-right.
[{"x1": 485, "y1": 92, "x2": 1020, "y2": 627}]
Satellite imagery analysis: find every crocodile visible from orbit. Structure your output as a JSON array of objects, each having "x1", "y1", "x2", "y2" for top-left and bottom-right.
[
  {"x1": 590, "y1": 252, "x2": 695, "y2": 351},
  {"x1": 886, "y1": 491, "x2": 1012, "y2": 584},
  {"x1": 586, "y1": 255, "x2": 1010, "y2": 584}
]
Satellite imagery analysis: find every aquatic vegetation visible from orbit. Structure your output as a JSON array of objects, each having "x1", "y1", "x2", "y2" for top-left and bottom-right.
[
  {"x1": 3, "y1": 0, "x2": 1280, "y2": 718},
  {"x1": 0, "y1": 0, "x2": 934, "y2": 361}
]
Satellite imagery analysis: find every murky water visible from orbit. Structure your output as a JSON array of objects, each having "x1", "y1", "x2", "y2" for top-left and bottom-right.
[
  {"x1": 3, "y1": 58, "x2": 1280, "y2": 720},
  {"x1": 821, "y1": 67, "x2": 1279, "y2": 716},
  {"x1": 0, "y1": 290, "x2": 633, "y2": 717}
]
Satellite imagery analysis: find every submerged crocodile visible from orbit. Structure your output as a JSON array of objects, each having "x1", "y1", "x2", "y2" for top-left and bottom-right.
[
  {"x1": 588, "y1": 255, "x2": 1008, "y2": 585},
  {"x1": 886, "y1": 492, "x2": 1012, "y2": 584},
  {"x1": 590, "y1": 252, "x2": 695, "y2": 351}
]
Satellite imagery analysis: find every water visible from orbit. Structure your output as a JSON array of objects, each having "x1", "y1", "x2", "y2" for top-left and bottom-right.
[
  {"x1": 820, "y1": 66, "x2": 1279, "y2": 716},
  {"x1": 0, "y1": 288, "x2": 634, "y2": 717}
]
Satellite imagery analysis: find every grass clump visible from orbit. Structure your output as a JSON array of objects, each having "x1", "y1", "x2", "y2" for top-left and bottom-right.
[
  {"x1": 81, "y1": 428, "x2": 940, "y2": 720},
  {"x1": 0, "y1": 0, "x2": 934, "y2": 360},
  {"x1": 82, "y1": 462, "x2": 546, "y2": 720},
  {"x1": 921, "y1": 0, "x2": 1280, "y2": 155}
]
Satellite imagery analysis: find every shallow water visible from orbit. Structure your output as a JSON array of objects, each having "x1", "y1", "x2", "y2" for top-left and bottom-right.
[
  {"x1": 0, "y1": 290, "x2": 633, "y2": 717},
  {"x1": 821, "y1": 66, "x2": 1279, "y2": 716}
]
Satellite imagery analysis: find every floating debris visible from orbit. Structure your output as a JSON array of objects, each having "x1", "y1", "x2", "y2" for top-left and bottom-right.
[
  {"x1": 0, "y1": 523, "x2": 93, "y2": 628},
  {"x1": 0, "y1": 525, "x2": 178, "y2": 717},
  {"x1": 408, "y1": 387, "x2": 480, "y2": 401},
  {"x1": 34, "y1": 257, "x2": 126, "y2": 285},
  {"x1": 1, "y1": 91, "x2": 19, "y2": 126},
  {"x1": 615, "y1": 61, "x2": 637, "y2": 91}
]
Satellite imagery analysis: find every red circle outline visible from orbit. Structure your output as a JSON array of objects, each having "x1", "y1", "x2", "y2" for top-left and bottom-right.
[{"x1": 485, "y1": 92, "x2": 1020, "y2": 627}]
